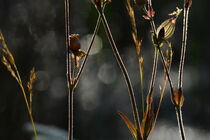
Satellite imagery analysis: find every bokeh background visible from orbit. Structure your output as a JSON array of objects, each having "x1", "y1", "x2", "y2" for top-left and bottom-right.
[{"x1": 0, "y1": 0, "x2": 210, "y2": 140}]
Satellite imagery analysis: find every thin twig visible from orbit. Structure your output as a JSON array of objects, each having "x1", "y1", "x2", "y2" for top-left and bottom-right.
[
  {"x1": 176, "y1": 108, "x2": 186, "y2": 140},
  {"x1": 99, "y1": 11, "x2": 141, "y2": 138},
  {"x1": 64, "y1": 0, "x2": 73, "y2": 139},
  {"x1": 178, "y1": 6, "x2": 190, "y2": 90},
  {"x1": 157, "y1": 47, "x2": 174, "y2": 93},
  {"x1": 76, "y1": 16, "x2": 102, "y2": 82},
  {"x1": 148, "y1": 48, "x2": 158, "y2": 96}
]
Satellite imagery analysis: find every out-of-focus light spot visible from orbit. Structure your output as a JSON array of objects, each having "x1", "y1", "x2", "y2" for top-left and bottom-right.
[
  {"x1": 97, "y1": 63, "x2": 117, "y2": 84},
  {"x1": 50, "y1": 77, "x2": 66, "y2": 99},
  {"x1": 24, "y1": 123, "x2": 67, "y2": 140},
  {"x1": 80, "y1": 34, "x2": 103, "y2": 55},
  {"x1": 79, "y1": 75, "x2": 100, "y2": 111},
  {"x1": 152, "y1": 121, "x2": 210, "y2": 140},
  {"x1": 35, "y1": 71, "x2": 50, "y2": 91}
]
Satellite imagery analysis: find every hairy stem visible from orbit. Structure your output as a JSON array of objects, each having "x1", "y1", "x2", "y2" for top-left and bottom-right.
[{"x1": 99, "y1": 11, "x2": 141, "y2": 137}]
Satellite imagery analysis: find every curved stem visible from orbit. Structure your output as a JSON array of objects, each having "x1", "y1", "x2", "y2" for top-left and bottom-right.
[{"x1": 99, "y1": 11, "x2": 141, "y2": 136}]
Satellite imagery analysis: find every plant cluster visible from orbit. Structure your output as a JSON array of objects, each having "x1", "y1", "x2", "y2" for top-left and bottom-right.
[{"x1": 0, "y1": 0, "x2": 192, "y2": 139}]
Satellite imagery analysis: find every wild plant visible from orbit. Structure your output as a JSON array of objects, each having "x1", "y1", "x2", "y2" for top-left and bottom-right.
[{"x1": 0, "y1": 32, "x2": 38, "y2": 140}]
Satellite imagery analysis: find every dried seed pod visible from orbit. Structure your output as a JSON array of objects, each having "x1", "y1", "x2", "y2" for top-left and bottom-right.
[
  {"x1": 157, "y1": 17, "x2": 176, "y2": 40},
  {"x1": 172, "y1": 88, "x2": 184, "y2": 108},
  {"x1": 69, "y1": 34, "x2": 81, "y2": 51}
]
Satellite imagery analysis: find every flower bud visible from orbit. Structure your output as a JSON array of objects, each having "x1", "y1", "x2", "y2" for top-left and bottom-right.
[
  {"x1": 143, "y1": 5, "x2": 155, "y2": 20},
  {"x1": 69, "y1": 34, "x2": 81, "y2": 51}
]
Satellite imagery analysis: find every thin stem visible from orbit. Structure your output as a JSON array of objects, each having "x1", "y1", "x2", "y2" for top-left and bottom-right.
[
  {"x1": 76, "y1": 16, "x2": 102, "y2": 82},
  {"x1": 68, "y1": 87, "x2": 74, "y2": 140},
  {"x1": 99, "y1": 11, "x2": 141, "y2": 136},
  {"x1": 178, "y1": 7, "x2": 190, "y2": 89},
  {"x1": 65, "y1": 0, "x2": 71, "y2": 81},
  {"x1": 149, "y1": 49, "x2": 173, "y2": 139},
  {"x1": 14, "y1": 68, "x2": 38, "y2": 140},
  {"x1": 139, "y1": 60, "x2": 145, "y2": 117},
  {"x1": 64, "y1": 0, "x2": 74, "y2": 139},
  {"x1": 157, "y1": 47, "x2": 174, "y2": 94},
  {"x1": 176, "y1": 108, "x2": 186, "y2": 140},
  {"x1": 148, "y1": 48, "x2": 158, "y2": 96}
]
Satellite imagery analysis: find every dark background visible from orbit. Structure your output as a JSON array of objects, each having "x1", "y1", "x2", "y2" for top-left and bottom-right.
[{"x1": 0, "y1": 0, "x2": 210, "y2": 140}]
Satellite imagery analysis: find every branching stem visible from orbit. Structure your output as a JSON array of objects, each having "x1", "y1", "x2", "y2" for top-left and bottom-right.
[{"x1": 76, "y1": 16, "x2": 102, "y2": 82}]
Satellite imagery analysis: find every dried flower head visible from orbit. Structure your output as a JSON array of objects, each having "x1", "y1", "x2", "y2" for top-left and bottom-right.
[
  {"x1": 172, "y1": 88, "x2": 184, "y2": 109},
  {"x1": 69, "y1": 34, "x2": 81, "y2": 51},
  {"x1": 69, "y1": 34, "x2": 86, "y2": 68}
]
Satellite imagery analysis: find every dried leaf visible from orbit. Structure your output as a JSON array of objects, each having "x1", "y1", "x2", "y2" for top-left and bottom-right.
[
  {"x1": 141, "y1": 105, "x2": 154, "y2": 139},
  {"x1": 118, "y1": 112, "x2": 137, "y2": 139}
]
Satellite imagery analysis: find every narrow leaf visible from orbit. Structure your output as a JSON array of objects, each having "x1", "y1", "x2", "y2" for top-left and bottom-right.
[{"x1": 118, "y1": 112, "x2": 137, "y2": 139}]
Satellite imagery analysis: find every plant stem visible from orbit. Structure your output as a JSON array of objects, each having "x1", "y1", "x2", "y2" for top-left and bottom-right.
[
  {"x1": 64, "y1": 0, "x2": 74, "y2": 139},
  {"x1": 139, "y1": 60, "x2": 144, "y2": 117},
  {"x1": 178, "y1": 6, "x2": 190, "y2": 90},
  {"x1": 14, "y1": 67, "x2": 38, "y2": 140},
  {"x1": 176, "y1": 108, "x2": 186, "y2": 140},
  {"x1": 157, "y1": 47, "x2": 174, "y2": 93},
  {"x1": 99, "y1": 11, "x2": 141, "y2": 136},
  {"x1": 148, "y1": 48, "x2": 158, "y2": 96},
  {"x1": 68, "y1": 87, "x2": 74, "y2": 140},
  {"x1": 76, "y1": 16, "x2": 102, "y2": 82}
]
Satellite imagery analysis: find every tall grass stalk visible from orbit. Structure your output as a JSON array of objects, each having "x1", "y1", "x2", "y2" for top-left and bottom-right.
[
  {"x1": 125, "y1": 0, "x2": 144, "y2": 116},
  {"x1": 0, "y1": 32, "x2": 38, "y2": 140}
]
